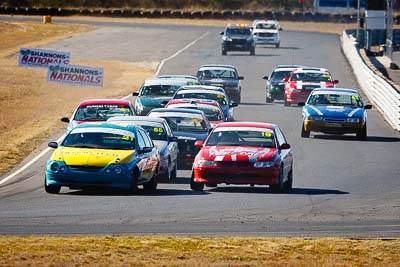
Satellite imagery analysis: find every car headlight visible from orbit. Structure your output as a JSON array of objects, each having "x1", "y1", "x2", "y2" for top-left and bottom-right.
[
  {"x1": 223, "y1": 37, "x2": 232, "y2": 42},
  {"x1": 347, "y1": 118, "x2": 360, "y2": 123},
  {"x1": 198, "y1": 160, "x2": 218, "y2": 167},
  {"x1": 254, "y1": 161, "x2": 275, "y2": 168},
  {"x1": 135, "y1": 101, "x2": 143, "y2": 113},
  {"x1": 47, "y1": 161, "x2": 66, "y2": 173},
  {"x1": 307, "y1": 115, "x2": 323, "y2": 121}
]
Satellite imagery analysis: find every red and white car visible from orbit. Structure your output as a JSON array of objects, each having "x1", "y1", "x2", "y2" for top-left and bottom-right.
[
  {"x1": 191, "y1": 122, "x2": 293, "y2": 192},
  {"x1": 283, "y1": 67, "x2": 338, "y2": 106},
  {"x1": 165, "y1": 99, "x2": 225, "y2": 127},
  {"x1": 61, "y1": 99, "x2": 136, "y2": 131}
]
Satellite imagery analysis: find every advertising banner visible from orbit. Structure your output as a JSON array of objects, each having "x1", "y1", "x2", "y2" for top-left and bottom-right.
[
  {"x1": 18, "y1": 48, "x2": 70, "y2": 67},
  {"x1": 47, "y1": 64, "x2": 104, "y2": 87}
]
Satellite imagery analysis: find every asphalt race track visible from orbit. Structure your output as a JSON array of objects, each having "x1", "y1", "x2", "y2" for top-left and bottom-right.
[{"x1": 1, "y1": 17, "x2": 400, "y2": 237}]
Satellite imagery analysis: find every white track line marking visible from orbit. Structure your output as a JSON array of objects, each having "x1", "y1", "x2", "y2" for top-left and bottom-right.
[{"x1": 0, "y1": 31, "x2": 209, "y2": 186}]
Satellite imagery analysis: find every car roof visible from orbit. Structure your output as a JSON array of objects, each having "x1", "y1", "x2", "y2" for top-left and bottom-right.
[
  {"x1": 157, "y1": 75, "x2": 198, "y2": 80},
  {"x1": 72, "y1": 121, "x2": 138, "y2": 131},
  {"x1": 168, "y1": 98, "x2": 220, "y2": 106},
  {"x1": 168, "y1": 103, "x2": 221, "y2": 110},
  {"x1": 253, "y1": 19, "x2": 279, "y2": 24},
  {"x1": 273, "y1": 65, "x2": 303, "y2": 70},
  {"x1": 78, "y1": 99, "x2": 131, "y2": 106},
  {"x1": 312, "y1": 88, "x2": 359, "y2": 94},
  {"x1": 214, "y1": 121, "x2": 277, "y2": 130},
  {"x1": 107, "y1": 116, "x2": 167, "y2": 124},
  {"x1": 199, "y1": 64, "x2": 237, "y2": 70},
  {"x1": 142, "y1": 78, "x2": 190, "y2": 86},
  {"x1": 175, "y1": 89, "x2": 226, "y2": 95},
  {"x1": 178, "y1": 85, "x2": 225, "y2": 92},
  {"x1": 294, "y1": 67, "x2": 329, "y2": 73},
  {"x1": 149, "y1": 108, "x2": 205, "y2": 115}
]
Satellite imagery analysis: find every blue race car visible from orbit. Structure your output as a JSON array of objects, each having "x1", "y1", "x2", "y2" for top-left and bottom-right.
[
  {"x1": 299, "y1": 88, "x2": 372, "y2": 140},
  {"x1": 45, "y1": 122, "x2": 160, "y2": 194}
]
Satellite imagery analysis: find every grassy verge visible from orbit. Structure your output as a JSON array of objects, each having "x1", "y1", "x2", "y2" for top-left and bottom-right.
[
  {"x1": 0, "y1": 236, "x2": 399, "y2": 266},
  {"x1": 0, "y1": 21, "x2": 155, "y2": 176}
]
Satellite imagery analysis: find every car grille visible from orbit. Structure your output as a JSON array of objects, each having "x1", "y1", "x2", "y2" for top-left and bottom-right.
[
  {"x1": 323, "y1": 118, "x2": 346, "y2": 123},
  {"x1": 258, "y1": 32, "x2": 274, "y2": 37},
  {"x1": 204, "y1": 171, "x2": 263, "y2": 179},
  {"x1": 218, "y1": 161, "x2": 253, "y2": 168},
  {"x1": 69, "y1": 165, "x2": 104, "y2": 172},
  {"x1": 231, "y1": 39, "x2": 247, "y2": 45}
]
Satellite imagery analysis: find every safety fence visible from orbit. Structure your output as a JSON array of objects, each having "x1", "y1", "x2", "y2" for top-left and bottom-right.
[{"x1": 342, "y1": 30, "x2": 400, "y2": 131}]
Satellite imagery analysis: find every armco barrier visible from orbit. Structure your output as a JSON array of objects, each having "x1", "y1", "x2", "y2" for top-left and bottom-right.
[{"x1": 342, "y1": 30, "x2": 400, "y2": 131}]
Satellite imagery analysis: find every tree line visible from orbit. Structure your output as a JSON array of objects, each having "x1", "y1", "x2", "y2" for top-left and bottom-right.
[{"x1": 1, "y1": 0, "x2": 312, "y2": 10}]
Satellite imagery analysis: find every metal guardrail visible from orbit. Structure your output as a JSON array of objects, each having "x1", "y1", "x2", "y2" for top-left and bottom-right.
[{"x1": 342, "y1": 30, "x2": 400, "y2": 131}]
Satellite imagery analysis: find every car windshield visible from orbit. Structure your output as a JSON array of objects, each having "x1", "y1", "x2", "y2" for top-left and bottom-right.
[
  {"x1": 226, "y1": 28, "x2": 251, "y2": 36},
  {"x1": 176, "y1": 106, "x2": 223, "y2": 121},
  {"x1": 130, "y1": 122, "x2": 167, "y2": 141},
  {"x1": 270, "y1": 70, "x2": 292, "y2": 80},
  {"x1": 73, "y1": 104, "x2": 134, "y2": 121},
  {"x1": 291, "y1": 72, "x2": 332, "y2": 82},
  {"x1": 62, "y1": 128, "x2": 136, "y2": 150},
  {"x1": 150, "y1": 113, "x2": 208, "y2": 133},
  {"x1": 174, "y1": 92, "x2": 228, "y2": 106},
  {"x1": 255, "y1": 23, "x2": 277, "y2": 30},
  {"x1": 206, "y1": 128, "x2": 276, "y2": 148},
  {"x1": 198, "y1": 69, "x2": 237, "y2": 80},
  {"x1": 308, "y1": 93, "x2": 363, "y2": 107},
  {"x1": 140, "y1": 85, "x2": 181, "y2": 97}
]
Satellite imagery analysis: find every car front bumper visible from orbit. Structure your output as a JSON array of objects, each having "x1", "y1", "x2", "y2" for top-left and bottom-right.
[
  {"x1": 304, "y1": 120, "x2": 364, "y2": 134},
  {"x1": 254, "y1": 36, "x2": 280, "y2": 45}
]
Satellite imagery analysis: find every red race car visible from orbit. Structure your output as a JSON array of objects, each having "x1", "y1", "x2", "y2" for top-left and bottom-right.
[
  {"x1": 191, "y1": 122, "x2": 293, "y2": 192},
  {"x1": 283, "y1": 67, "x2": 338, "y2": 106}
]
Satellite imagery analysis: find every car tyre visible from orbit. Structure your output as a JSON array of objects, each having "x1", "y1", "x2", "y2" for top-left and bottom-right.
[
  {"x1": 284, "y1": 168, "x2": 293, "y2": 191},
  {"x1": 143, "y1": 172, "x2": 158, "y2": 193},
  {"x1": 222, "y1": 49, "x2": 227, "y2": 56},
  {"x1": 128, "y1": 169, "x2": 139, "y2": 194},
  {"x1": 284, "y1": 97, "x2": 290, "y2": 107},
  {"x1": 266, "y1": 95, "x2": 274, "y2": 103},
  {"x1": 301, "y1": 123, "x2": 310, "y2": 138},
  {"x1": 250, "y1": 48, "x2": 255, "y2": 56},
  {"x1": 190, "y1": 173, "x2": 204, "y2": 191},
  {"x1": 275, "y1": 43, "x2": 280, "y2": 48},
  {"x1": 270, "y1": 167, "x2": 285, "y2": 193},
  {"x1": 44, "y1": 176, "x2": 61, "y2": 194},
  {"x1": 356, "y1": 124, "x2": 367, "y2": 141}
]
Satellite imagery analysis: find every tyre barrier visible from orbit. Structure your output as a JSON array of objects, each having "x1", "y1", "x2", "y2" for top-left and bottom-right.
[
  {"x1": 0, "y1": 7, "x2": 359, "y2": 22},
  {"x1": 342, "y1": 30, "x2": 400, "y2": 131}
]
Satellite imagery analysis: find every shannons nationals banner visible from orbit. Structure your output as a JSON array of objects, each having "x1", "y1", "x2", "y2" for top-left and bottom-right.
[
  {"x1": 18, "y1": 48, "x2": 70, "y2": 67},
  {"x1": 47, "y1": 64, "x2": 104, "y2": 87}
]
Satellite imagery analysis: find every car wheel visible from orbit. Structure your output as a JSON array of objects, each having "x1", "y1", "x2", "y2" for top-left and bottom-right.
[
  {"x1": 222, "y1": 49, "x2": 227, "y2": 56},
  {"x1": 143, "y1": 173, "x2": 158, "y2": 193},
  {"x1": 128, "y1": 169, "x2": 139, "y2": 194},
  {"x1": 44, "y1": 176, "x2": 61, "y2": 194},
  {"x1": 284, "y1": 168, "x2": 293, "y2": 191},
  {"x1": 170, "y1": 162, "x2": 177, "y2": 180},
  {"x1": 270, "y1": 167, "x2": 284, "y2": 193},
  {"x1": 356, "y1": 124, "x2": 367, "y2": 141},
  {"x1": 190, "y1": 173, "x2": 204, "y2": 191},
  {"x1": 250, "y1": 48, "x2": 255, "y2": 56},
  {"x1": 301, "y1": 123, "x2": 310, "y2": 138},
  {"x1": 275, "y1": 43, "x2": 280, "y2": 48},
  {"x1": 266, "y1": 95, "x2": 274, "y2": 103}
]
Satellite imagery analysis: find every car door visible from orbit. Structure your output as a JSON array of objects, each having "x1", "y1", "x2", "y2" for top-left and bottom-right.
[
  {"x1": 142, "y1": 129, "x2": 160, "y2": 179},
  {"x1": 136, "y1": 129, "x2": 154, "y2": 183},
  {"x1": 164, "y1": 121, "x2": 178, "y2": 167},
  {"x1": 274, "y1": 127, "x2": 293, "y2": 179}
]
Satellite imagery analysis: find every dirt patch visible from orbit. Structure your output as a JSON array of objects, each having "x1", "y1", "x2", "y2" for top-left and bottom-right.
[
  {"x1": 0, "y1": 21, "x2": 155, "y2": 176},
  {"x1": 0, "y1": 236, "x2": 399, "y2": 266}
]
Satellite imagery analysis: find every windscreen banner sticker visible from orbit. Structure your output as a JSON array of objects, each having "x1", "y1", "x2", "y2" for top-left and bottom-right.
[
  {"x1": 18, "y1": 48, "x2": 70, "y2": 68},
  {"x1": 47, "y1": 64, "x2": 104, "y2": 87}
]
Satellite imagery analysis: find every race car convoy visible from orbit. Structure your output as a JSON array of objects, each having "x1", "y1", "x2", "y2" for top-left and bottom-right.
[{"x1": 47, "y1": 20, "x2": 372, "y2": 194}]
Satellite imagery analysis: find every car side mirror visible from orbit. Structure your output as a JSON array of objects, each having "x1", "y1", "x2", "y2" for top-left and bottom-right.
[
  {"x1": 229, "y1": 102, "x2": 238, "y2": 108},
  {"x1": 283, "y1": 77, "x2": 289, "y2": 82},
  {"x1": 169, "y1": 136, "x2": 178, "y2": 142},
  {"x1": 194, "y1": 140, "x2": 204, "y2": 148},
  {"x1": 220, "y1": 31, "x2": 224, "y2": 35},
  {"x1": 48, "y1": 142, "x2": 58, "y2": 149},
  {"x1": 333, "y1": 80, "x2": 339, "y2": 84},
  {"x1": 279, "y1": 143, "x2": 291, "y2": 150},
  {"x1": 364, "y1": 104, "x2": 372, "y2": 109},
  {"x1": 141, "y1": 147, "x2": 153, "y2": 153},
  {"x1": 238, "y1": 76, "x2": 244, "y2": 80},
  {"x1": 61, "y1": 117, "x2": 70, "y2": 123},
  {"x1": 298, "y1": 102, "x2": 306, "y2": 107},
  {"x1": 132, "y1": 92, "x2": 139, "y2": 96},
  {"x1": 262, "y1": 75, "x2": 269, "y2": 80}
]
